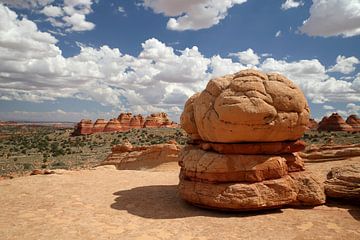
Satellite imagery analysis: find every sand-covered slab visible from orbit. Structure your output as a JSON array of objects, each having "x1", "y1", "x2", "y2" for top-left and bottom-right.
[{"x1": 0, "y1": 162, "x2": 359, "y2": 240}]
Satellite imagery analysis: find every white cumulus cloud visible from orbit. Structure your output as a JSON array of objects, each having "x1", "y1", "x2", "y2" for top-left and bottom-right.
[
  {"x1": 229, "y1": 48, "x2": 260, "y2": 66},
  {"x1": 328, "y1": 55, "x2": 359, "y2": 74},
  {"x1": 1, "y1": 3, "x2": 359, "y2": 121},
  {"x1": 300, "y1": 0, "x2": 360, "y2": 37},
  {"x1": 142, "y1": 0, "x2": 247, "y2": 31},
  {"x1": 281, "y1": 0, "x2": 304, "y2": 10}
]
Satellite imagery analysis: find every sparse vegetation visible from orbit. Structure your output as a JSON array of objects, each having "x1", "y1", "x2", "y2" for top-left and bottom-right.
[{"x1": 0, "y1": 125, "x2": 189, "y2": 176}]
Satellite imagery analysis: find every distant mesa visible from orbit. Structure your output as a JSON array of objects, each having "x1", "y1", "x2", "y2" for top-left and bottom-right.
[
  {"x1": 72, "y1": 112, "x2": 178, "y2": 136},
  {"x1": 317, "y1": 113, "x2": 358, "y2": 132}
]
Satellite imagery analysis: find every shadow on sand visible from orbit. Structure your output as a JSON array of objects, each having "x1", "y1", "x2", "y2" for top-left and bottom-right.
[
  {"x1": 110, "y1": 184, "x2": 282, "y2": 219},
  {"x1": 326, "y1": 199, "x2": 360, "y2": 222}
]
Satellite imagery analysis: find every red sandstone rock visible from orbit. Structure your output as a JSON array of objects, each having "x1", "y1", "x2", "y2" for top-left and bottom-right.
[
  {"x1": 318, "y1": 113, "x2": 353, "y2": 132},
  {"x1": 103, "y1": 118, "x2": 122, "y2": 132},
  {"x1": 72, "y1": 119, "x2": 93, "y2": 135},
  {"x1": 118, "y1": 113, "x2": 132, "y2": 131},
  {"x1": 102, "y1": 141, "x2": 180, "y2": 170},
  {"x1": 198, "y1": 140, "x2": 306, "y2": 154},
  {"x1": 92, "y1": 119, "x2": 108, "y2": 133},
  {"x1": 307, "y1": 118, "x2": 318, "y2": 130},
  {"x1": 179, "y1": 173, "x2": 324, "y2": 211},
  {"x1": 325, "y1": 165, "x2": 360, "y2": 200},
  {"x1": 346, "y1": 114, "x2": 360, "y2": 132},
  {"x1": 144, "y1": 112, "x2": 174, "y2": 128},
  {"x1": 178, "y1": 69, "x2": 324, "y2": 211},
  {"x1": 72, "y1": 112, "x2": 177, "y2": 135},
  {"x1": 129, "y1": 114, "x2": 144, "y2": 129}
]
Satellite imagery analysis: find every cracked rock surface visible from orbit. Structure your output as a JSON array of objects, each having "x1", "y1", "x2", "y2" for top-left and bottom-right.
[{"x1": 181, "y1": 69, "x2": 310, "y2": 143}]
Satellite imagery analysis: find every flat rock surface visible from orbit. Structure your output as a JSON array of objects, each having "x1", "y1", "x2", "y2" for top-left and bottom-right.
[{"x1": 1, "y1": 159, "x2": 360, "y2": 240}]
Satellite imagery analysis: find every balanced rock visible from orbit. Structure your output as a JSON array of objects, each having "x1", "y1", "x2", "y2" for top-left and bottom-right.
[
  {"x1": 318, "y1": 113, "x2": 353, "y2": 132},
  {"x1": 92, "y1": 119, "x2": 108, "y2": 133},
  {"x1": 325, "y1": 165, "x2": 360, "y2": 201},
  {"x1": 346, "y1": 114, "x2": 360, "y2": 132},
  {"x1": 181, "y1": 69, "x2": 310, "y2": 143},
  {"x1": 178, "y1": 69, "x2": 325, "y2": 211}
]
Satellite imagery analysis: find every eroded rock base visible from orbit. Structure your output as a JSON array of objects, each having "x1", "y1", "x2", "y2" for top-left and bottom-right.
[{"x1": 178, "y1": 143, "x2": 325, "y2": 211}]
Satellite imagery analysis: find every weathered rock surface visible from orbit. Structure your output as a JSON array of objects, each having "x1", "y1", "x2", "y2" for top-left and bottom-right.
[
  {"x1": 72, "y1": 119, "x2": 93, "y2": 135},
  {"x1": 144, "y1": 112, "x2": 177, "y2": 128},
  {"x1": 102, "y1": 141, "x2": 180, "y2": 170},
  {"x1": 129, "y1": 114, "x2": 144, "y2": 129},
  {"x1": 103, "y1": 118, "x2": 122, "y2": 132},
  {"x1": 179, "y1": 145, "x2": 303, "y2": 183},
  {"x1": 117, "y1": 113, "x2": 132, "y2": 131},
  {"x1": 180, "y1": 69, "x2": 310, "y2": 143},
  {"x1": 318, "y1": 113, "x2": 353, "y2": 132},
  {"x1": 299, "y1": 144, "x2": 360, "y2": 160},
  {"x1": 72, "y1": 112, "x2": 178, "y2": 136},
  {"x1": 179, "y1": 172, "x2": 325, "y2": 211},
  {"x1": 346, "y1": 114, "x2": 360, "y2": 132},
  {"x1": 178, "y1": 69, "x2": 324, "y2": 211},
  {"x1": 92, "y1": 119, "x2": 108, "y2": 133},
  {"x1": 198, "y1": 140, "x2": 305, "y2": 154},
  {"x1": 325, "y1": 165, "x2": 360, "y2": 200},
  {"x1": 307, "y1": 118, "x2": 318, "y2": 130}
]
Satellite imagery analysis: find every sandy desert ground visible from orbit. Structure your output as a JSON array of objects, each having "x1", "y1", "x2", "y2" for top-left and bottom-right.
[{"x1": 0, "y1": 158, "x2": 359, "y2": 240}]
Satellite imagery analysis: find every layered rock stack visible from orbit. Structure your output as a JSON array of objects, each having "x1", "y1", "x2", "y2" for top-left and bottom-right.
[
  {"x1": 178, "y1": 69, "x2": 325, "y2": 211},
  {"x1": 103, "y1": 118, "x2": 122, "y2": 132},
  {"x1": 143, "y1": 112, "x2": 178, "y2": 128},
  {"x1": 117, "y1": 113, "x2": 132, "y2": 131},
  {"x1": 346, "y1": 114, "x2": 360, "y2": 131},
  {"x1": 72, "y1": 119, "x2": 93, "y2": 135},
  {"x1": 318, "y1": 113, "x2": 353, "y2": 132},
  {"x1": 92, "y1": 119, "x2": 108, "y2": 133},
  {"x1": 72, "y1": 112, "x2": 177, "y2": 136}
]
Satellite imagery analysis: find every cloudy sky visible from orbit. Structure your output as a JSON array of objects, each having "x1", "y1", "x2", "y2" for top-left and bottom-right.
[{"x1": 0, "y1": 0, "x2": 359, "y2": 122}]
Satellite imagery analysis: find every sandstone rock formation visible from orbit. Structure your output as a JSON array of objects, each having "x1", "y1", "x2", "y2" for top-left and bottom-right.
[
  {"x1": 346, "y1": 114, "x2": 360, "y2": 132},
  {"x1": 144, "y1": 112, "x2": 178, "y2": 128},
  {"x1": 181, "y1": 69, "x2": 310, "y2": 143},
  {"x1": 72, "y1": 112, "x2": 177, "y2": 136},
  {"x1": 103, "y1": 118, "x2": 122, "y2": 132},
  {"x1": 101, "y1": 140, "x2": 180, "y2": 170},
  {"x1": 92, "y1": 119, "x2": 108, "y2": 133},
  {"x1": 299, "y1": 144, "x2": 360, "y2": 161},
  {"x1": 118, "y1": 113, "x2": 132, "y2": 131},
  {"x1": 307, "y1": 118, "x2": 318, "y2": 130},
  {"x1": 129, "y1": 114, "x2": 144, "y2": 129},
  {"x1": 318, "y1": 113, "x2": 353, "y2": 132},
  {"x1": 325, "y1": 165, "x2": 360, "y2": 201},
  {"x1": 72, "y1": 119, "x2": 93, "y2": 135},
  {"x1": 178, "y1": 69, "x2": 325, "y2": 211}
]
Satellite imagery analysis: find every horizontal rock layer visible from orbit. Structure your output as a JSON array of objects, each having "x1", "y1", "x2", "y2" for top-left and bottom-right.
[
  {"x1": 197, "y1": 140, "x2": 305, "y2": 154},
  {"x1": 325, "y1": 165, "x2": 360, "y2": 200},
  {"x1": 179, "y1": 172, "x2": 325, "y2": 211},
  {"x1": 179, "y1": 145, "x2": 305, "y2": 183}
]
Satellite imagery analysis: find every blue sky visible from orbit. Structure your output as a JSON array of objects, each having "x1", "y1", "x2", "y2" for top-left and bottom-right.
[{"x1": 0, "y1": 0, "x2": 359, "y2": 122}]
